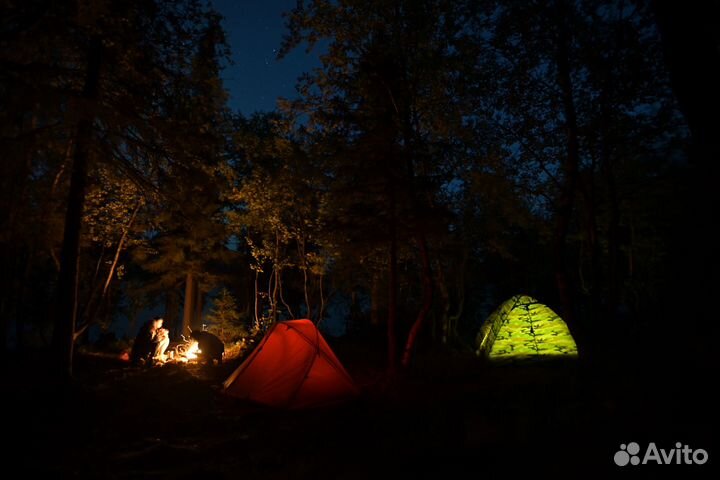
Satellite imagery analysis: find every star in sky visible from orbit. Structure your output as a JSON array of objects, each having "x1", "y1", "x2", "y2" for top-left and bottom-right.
[{"x1": 211, "y1": 0, "x2": 323, "y2": 115}]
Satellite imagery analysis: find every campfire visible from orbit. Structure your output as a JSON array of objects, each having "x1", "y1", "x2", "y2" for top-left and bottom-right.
[
  {"x1": 182, "y1": 341, "x2": 201, "y2": 362},
  {"x1": 169, "y1": 336, "x2": 202, "y2": 364}
]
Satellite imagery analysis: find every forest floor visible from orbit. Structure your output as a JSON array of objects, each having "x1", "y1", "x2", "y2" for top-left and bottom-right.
[{"x1": 5, "y1": 336, "x2": 716, "y2": 479}]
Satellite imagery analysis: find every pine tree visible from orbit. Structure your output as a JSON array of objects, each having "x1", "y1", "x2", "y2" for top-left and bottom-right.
[{"x1": 205, "y1": 288, "x2": 247, "y2": 344}]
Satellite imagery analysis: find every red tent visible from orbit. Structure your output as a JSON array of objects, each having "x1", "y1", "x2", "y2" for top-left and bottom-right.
[{"x1": 222, "y1": 319, "x2": 358, "y2": 409}]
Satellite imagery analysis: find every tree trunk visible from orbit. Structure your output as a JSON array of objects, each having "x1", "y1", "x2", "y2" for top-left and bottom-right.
[
  {"x1": 194, "y1": 283, "x2": 203, "y2": 330},
  {"x1": 103, "y1": 203, "x2": 139, "y2": 299},
  {"x1": 269, "y1": 230, "x2": 280, "y2": 323},
  {"x1": 91, "y1": 245, "x2": 106, "y2": 286},
  {"x1": 451, "y1": 245, "x2": 468, "y2": 342},
  {"x1": 552, "y1": 6, "x2": 581, "y2": 348},
  {"x1": 370, "y1": 273, "x2": 380, "y2": 327},
  {"x1": 298, "y1": 238, "x2": 311, "y2": 318},
  {"x1": 401, "y1": 236, "x2": 433, "y2": 367},
  {"x1": 52, "y1": 37, "x2": 102, "y2": 379},
  {"x1": 182, "y1": 272, "x2": 196, "y2": 335},
  {"x1": 76, "y1": 201, "x2": 140, "y2": 339},
  {"x1": 271, "y1": 266, "x2": 279, "y2": 323},
  {"x1": 253, "y1": 270, "x2": 260, "y2": 329},
  {"x1": 436, "y1": 260, "x2": 450, "y2": 345},
  {"x1": 241, "y1": 271, "x2": 252, "y2": 319},
  {"x1": 318, "y1": 273, "x2": 326, "y2": 324},
  {"x1": 165, "y1": 289, "x2": 181, "y2": 338},
  {"x1": 278, "y1": 270, "x2": 294, "y2": 319},
  {"x1": 387, "y1": 191, "x2": 398, "y2": 373},
  {"x1": 15, "y1": 249, "x2": 35, "y2": 354},
  {"x1": 599, "y1": 86, "x2": 621, "y2": 320},
  {"x1": 578, "y1": 171, "x2": 601, "y2": 316}
]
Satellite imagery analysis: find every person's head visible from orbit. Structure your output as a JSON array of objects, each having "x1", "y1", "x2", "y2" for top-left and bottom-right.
[{"x1": 152, "y1": 316, "x2": 164, "y2": 329}]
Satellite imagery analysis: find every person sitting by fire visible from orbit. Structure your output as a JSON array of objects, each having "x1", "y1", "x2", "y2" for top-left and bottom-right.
[{"x1": 130, "y1": 316, "x2": 170, "y2": 366}]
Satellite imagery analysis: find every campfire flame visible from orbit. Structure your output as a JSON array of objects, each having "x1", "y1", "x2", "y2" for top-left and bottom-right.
[{"x1": 185, "y1": 341, "x2": 201, "y2": 360}]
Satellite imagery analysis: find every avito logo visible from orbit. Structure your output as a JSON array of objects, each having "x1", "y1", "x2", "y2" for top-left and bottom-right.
[{"x1": 614, "y1": 442, "x2": 709, "y2": 466}]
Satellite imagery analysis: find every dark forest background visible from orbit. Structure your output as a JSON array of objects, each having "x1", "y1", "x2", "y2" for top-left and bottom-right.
[{"x1": 1, "y1": 0, "x2": 718, "y2": 378}]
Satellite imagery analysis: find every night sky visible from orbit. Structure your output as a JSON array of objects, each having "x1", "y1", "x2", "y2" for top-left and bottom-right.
[{"x1": 211, "y1": 0, "x2": 322, "y2": 115}]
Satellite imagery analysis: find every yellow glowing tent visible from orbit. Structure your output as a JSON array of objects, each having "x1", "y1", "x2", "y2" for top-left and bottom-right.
[{"x1": 476, "y1": 295, "x2": 578, "y2": 362}]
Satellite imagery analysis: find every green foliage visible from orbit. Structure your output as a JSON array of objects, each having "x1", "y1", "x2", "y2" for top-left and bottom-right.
[
  {"x1": 227, "y1": 113, "x2": 330, "y2": 322},
  {"x1": 274, "y1": 0, "x2": 475, "y2": 329},
  {"x1": 0, "y1": 0, "x2": 698, "y2": 360},
  {"x1": 465, "y1": 0, "x2": 686, "y2": 315},
  {"x1": 205, "y1": 288, "x2": 248, "y2": 343},
  {"x1": 0, "y1": 0, "x2": 234, "y2": 345}
]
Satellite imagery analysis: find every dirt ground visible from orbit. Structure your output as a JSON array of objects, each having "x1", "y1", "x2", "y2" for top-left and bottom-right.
[{"x1": 5, "y1": 338, "x2": 716, "y2": 479}]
